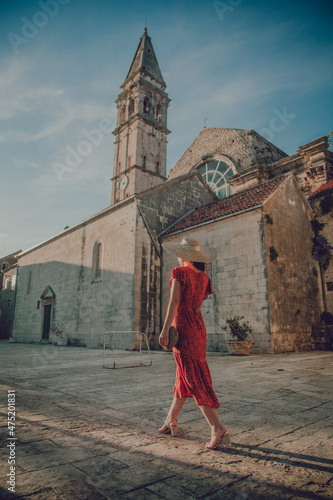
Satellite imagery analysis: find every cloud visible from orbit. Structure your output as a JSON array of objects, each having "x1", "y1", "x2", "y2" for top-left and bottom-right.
[
  {"x1": 12, "y1": 158, "x2": 39, "y2": 169},
  {"x1": 0, "y1": 55, "x2": 115, "y2": 146}
]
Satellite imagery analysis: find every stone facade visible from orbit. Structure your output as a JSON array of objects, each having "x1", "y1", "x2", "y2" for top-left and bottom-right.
[
  {"x1": 12, "y1": 201, "x2": 137, "y2": 349},
  {"x1": 11, "y1": 173, "x2": 215, "y2": 349},
  {"x1": 160, "y1": 175, "x2": 324, "y2": 354},
  {"x1": 230, "y1": 136, "x2": 333, "y2": 197},
  {"x1": 134, "y1": 173, "x2": 216, "y2": 348},
  {"x1": 161, "y1": 208, "x2": 272, "y2": 353},
  {"x1": 0, "y1": 251, "x2": 21, "y2": 339},
  {"x1": 310, "y1": 180, "x2": 333, "y2": 349},
  {"x1": 263, "y1": 175, "x2": 322, "y2": 352},
  {"x1": 169, "y1": 128, "x2": 287, "y2": 180}
]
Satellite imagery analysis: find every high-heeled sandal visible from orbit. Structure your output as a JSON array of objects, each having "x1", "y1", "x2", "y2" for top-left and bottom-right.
[
  {"x1": 206, "y1": 426, "x2": 231, "y2": 449},
  {"x1": 159, "y1": 419, "x2": 177, "y2": 437}
]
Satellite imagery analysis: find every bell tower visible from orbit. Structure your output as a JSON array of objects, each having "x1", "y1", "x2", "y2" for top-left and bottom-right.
[{"x1": 111, "y1": 29, "x2": 171, "y2": 205}]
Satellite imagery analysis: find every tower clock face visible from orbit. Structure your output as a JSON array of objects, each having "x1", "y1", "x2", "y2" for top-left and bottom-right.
[{"x1": 118, "y1": 175, "x2": 128, "y2": 191}]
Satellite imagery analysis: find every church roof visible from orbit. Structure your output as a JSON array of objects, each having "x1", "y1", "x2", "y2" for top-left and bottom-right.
[
  {"x1": 161, "y1": 175, "x2": 287, "y2": 236},
  {"x1": 125, "y1": 28, "x2": 165, "y2": 86}
]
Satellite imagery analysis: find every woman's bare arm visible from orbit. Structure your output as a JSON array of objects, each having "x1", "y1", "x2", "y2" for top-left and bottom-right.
[{"x1": 159, "y1": 279, "x2": 181, "y2": 348}]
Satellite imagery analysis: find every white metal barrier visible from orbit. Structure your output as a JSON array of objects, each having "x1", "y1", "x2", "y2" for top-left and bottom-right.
[{"x1": 103, "y1": 331, "x2": 152, "y2": 369}]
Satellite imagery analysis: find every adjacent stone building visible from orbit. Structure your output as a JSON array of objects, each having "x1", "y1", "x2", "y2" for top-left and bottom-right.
[
  {"x1": 9, "y1": 30, "x2": 333, "y2": 353},
  {"x1": 0, "y1": 251, "x2": 21, "y2": 339}
]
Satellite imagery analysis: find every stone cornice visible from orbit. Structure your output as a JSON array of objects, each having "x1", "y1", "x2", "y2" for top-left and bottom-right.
[
  {"x1": 112, "y1": 113, "x2": 171, "y2": 136},
  {"x1": 111, "y1": 165, "x2": 167, "y2": 182}
]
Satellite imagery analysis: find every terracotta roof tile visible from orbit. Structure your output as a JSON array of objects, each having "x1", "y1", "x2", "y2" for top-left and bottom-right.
[
  {"x1": 312, "y1": 180, "x2": 333, "y2": 197},
  {"x1": 162, "y1": 176, "x2": 286, "y2": 236}
]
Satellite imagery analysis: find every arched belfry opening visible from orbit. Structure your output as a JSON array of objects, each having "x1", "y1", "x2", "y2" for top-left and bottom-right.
[
  {"x1": 128, "y1": 98, "x2": 135, "y2": 116},
  {"x1": 143, "y1": 97, "x2": 150, "y2": 114}
]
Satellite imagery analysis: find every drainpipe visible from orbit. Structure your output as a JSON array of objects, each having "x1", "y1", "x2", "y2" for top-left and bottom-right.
[{"x1": 159, "y1": 244, "x2": 164, "y2": 338}]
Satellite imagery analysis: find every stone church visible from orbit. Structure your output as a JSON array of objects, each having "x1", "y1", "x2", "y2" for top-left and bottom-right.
[{"x1": 10, "y1": 30, "x2": 333, "y2": 353}]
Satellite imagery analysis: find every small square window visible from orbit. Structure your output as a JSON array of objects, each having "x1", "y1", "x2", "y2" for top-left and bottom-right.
[{"x1": 326, "y1": 282, "x2": 333, "y2": 292}]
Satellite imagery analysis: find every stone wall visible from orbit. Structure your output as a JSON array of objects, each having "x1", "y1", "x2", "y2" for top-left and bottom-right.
[
  {"x1": 263, "y1": 175, "x2": 322, "y2": 352},
  {"x1": 138, "y1": 172, "x2": 216, "y2": 237},
  {"x1": 266, "y1": 137, "x2": 333, "y2": 200},
  {"x1": 135, "y1": 172, "x2": 216, "y2": 349},
  {"x1": 133, "y1": 213, "x2": 161, "y2": 349},
  {"x1": 169, "y1": 128, "x2": 287, "y2": 179},
  {"x1": 12, "y1": 201, "x2": 137, "y2": 349},
  {"x1": 313, "y1": 191, "x2": 333, "y2": 319},
  {"x1": 0, "y1": 266, "x2": 17, "y2": 339},
  {"x1": 161, "y1": 208, "x2": 272, "y2": 354}
]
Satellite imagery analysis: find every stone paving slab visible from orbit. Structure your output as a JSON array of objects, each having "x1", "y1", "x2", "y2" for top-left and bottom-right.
[{"x1": 0, "y1": 342, "x2": 332, "y2": 499}]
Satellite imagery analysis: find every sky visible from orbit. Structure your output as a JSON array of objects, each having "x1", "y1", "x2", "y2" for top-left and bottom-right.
[{"x1": 1, "y1": 0, "x2": 332, "y2": 258}]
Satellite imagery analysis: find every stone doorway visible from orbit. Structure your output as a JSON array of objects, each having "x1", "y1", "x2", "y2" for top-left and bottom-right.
[
  {"x1": 40, "y1": 286, "x2": 55, "y2": 341},
  {"x1": 42, "y1": 303, "x2": 52, "y2": 340}
]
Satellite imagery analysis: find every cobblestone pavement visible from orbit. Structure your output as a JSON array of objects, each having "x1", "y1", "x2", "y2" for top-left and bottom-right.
[{"x1": 0, "y1": 342, "x2": 332, "y2": 499}]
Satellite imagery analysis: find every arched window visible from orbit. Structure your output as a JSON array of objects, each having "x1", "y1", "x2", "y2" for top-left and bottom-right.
[
  {"x1": 128, "y1": 98, "x2": 135, "y2": 116},
  {"x1": 142, "y1": 156, "x2": 147, "y2": 169},
  {"x1": 155, "y1": 104, "x2": 162, "y2": 121},
  {"x1": 93, "y1": 242, "x2": 103, "y2": 279},
  {"x1": 198, "y1": 157, "x2": 236, "y2": 200},
  {"x1": 143, "y1": 97, "x2": 150, "y2": 114}
]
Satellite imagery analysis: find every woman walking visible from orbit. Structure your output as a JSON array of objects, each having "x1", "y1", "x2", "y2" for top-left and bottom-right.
[{"x1": 159, "y1": 237, "x2": 231, "y2": 449}]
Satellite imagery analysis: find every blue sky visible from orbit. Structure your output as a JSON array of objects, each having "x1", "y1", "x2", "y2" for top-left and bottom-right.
[{"x1": 1, "y1": 0, "x2": 332, "y2": 257}]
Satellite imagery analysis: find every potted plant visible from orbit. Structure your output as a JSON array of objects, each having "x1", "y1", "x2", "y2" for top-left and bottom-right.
[
  {"x1": 50, "y1": 324, "x2": 68, "y2": 346},
  {"x1": 222, "y1": 316, "x2": 255, "y2": 355}
]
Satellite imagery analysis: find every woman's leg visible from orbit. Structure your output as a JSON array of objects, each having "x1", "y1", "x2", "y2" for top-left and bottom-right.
[
  {"x1": 159, "y1": 397, "x2": 186, "y2": 433},
  {"x1": 163, "y1": 396, "x2": 186, "y2": 422},
  {"x1": 199, "y1": 405, "x2": 228, "y2": 448}
]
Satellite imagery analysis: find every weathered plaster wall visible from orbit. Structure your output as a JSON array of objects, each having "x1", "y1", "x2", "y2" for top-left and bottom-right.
[
  {"x1": 161, "y1": 208, "x2": 272, "y2": 354},
  {"x1": 263, "y1": 176, "x2": 322, "y2": 352},
  {"x1": 12, "y1": 202, "x2": 137, "y2": 348}
]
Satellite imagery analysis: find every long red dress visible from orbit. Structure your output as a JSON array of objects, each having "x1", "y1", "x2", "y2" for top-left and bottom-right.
[{"x1": 169, "y1": 266, "x2": 220, "y2": 409}]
